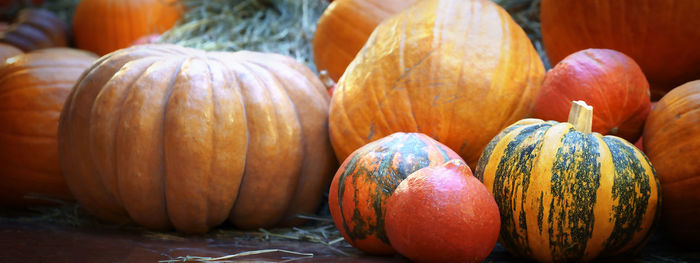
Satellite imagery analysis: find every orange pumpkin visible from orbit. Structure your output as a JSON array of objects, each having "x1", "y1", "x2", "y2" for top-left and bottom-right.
[
  {"x1": 541, "y1": 0, "x2": 700, "y2": 99},
  {"x1": 0, "y1": 48, "x2": 97, "y2": 206},
  {"x1": 328, "y1": 0, "x2": 544, "y2": 168},
  {"x1": 72, "y1": 0, "x2": 182, "y2": 56},
  {"x1": 533, "y1": 49, "x2": 651, "y2": 142},
  {"x1": 643, "y1": 80, "x2": 700, "y2": 247},
  {"x1": 0, "y1": 9, "x2": 67, "y2": 52},
  {"x1": 312, "y1": 0, "x2": 418, "y2": 81},
  {"x1": 58, "y1": 44, "x2": 335, "y2": 233}
]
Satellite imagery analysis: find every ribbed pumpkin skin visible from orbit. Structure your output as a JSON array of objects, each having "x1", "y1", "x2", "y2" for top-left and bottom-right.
[
  {"x1": 532, "y1": 49, "x2": 651, "y2": 142},
  {"x1": 329, "y1": 0, "x2": 544, "y2": 168},
  {"x1": 328, "y1": 132, "x2": 462, "y2": 255},
  {"x1": 475, "y1": 119, "x2": 660, "y2": 262},
  {"x1": 0, "y1": 9, "x2": 67, "y2": 52},
  {"x1": 643, "y1": 80, "x2": 700, "y2": 247},
  {"x1": 541, "y1": 0, "x2": 700, "y2": 99},
  {"x1": 0, "y1": 43, "x2": 21, "y2": 62},
  {"x1": 58, "y1": 44, "x2": 335, "y2": 233},
  {"x1": 0, "y1": 48, "x2": 96, "y2": 206},
  {"x1": 312, "y1": 0, "x2": 418, "y2": 81},
  {"x1": 72, "y1": 0, "x2": 181, "y2": 56}
]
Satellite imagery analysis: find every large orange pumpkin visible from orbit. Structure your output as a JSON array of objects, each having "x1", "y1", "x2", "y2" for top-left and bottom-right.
[
  {"x1": 72, "y1": 0, "x2": 182, "y2": 56},
  {"x1": 58, "y1": 44, "x2": 335, "y2": 234},
  {"x1": 0, "y1": 9, "x2": 67, "y2": 52},
  {"x1": 329, "y1": 0, "x2": 544, "y2": 167},
  {"x1": 541, "y1": 0, "x2": 700, "y2": 99},
  {"x1": 0, "y1": 48, "x2": 97, "y2": 206},
  {"x1": 312, "y1": 0, "x2": 418, "y2": 81},
  {"x1": 643, "y1": 80, "x2": 700, "y2": 247}
]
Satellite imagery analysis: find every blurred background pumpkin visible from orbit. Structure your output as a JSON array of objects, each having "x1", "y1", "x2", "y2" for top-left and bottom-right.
[{"x1": 0, "y1": 48, "x2": 96, "y2": 207}]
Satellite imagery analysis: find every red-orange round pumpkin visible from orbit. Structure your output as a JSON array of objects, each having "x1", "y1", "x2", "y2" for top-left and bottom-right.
[
  {"x1": 643, "y1": 80, "x2": 700, "y2": 247},
  {"x1": 312, "y1": 0, "x2": 418, "y2": 81},
  {"x1": 533, "y1": 49, "x2": 651, "y2": 142},
  {"x1": 72, "y1": 0, "x2": 182, "y2": 56},
  {"x1": 58, "y1": 44, "x2": 335, "y2": 233},
  {"x1": 329, "y1": 0, "x2": 544, "y2": 168},
  {"x1": 0, "y1": 48, "x2": 97, "y2": 206},
  {"x1": 385, "y1": 159, "x2": 500, "y2": 263},
  {"x1": 541, "y1": 0, "x2": 700, "y2": 99}
]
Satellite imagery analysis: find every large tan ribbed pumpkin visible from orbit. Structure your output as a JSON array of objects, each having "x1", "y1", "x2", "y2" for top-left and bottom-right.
[
  {"x1": 58, "y1": 44, "x2": 336, "y2": 233},
  {"x1": 0, "y1": 48, "x2": 97, "y2": 206},
  {"x1": 328, "y1": 0, "x2": 545, "y2": 167}
]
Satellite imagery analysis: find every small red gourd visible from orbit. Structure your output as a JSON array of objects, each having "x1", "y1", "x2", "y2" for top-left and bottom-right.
[
  {"x1": 385, "y1": 159, "x2": 500, "y2": 263},
  {"x1": 532, "y1": 48, "x2": 651, "y2": 142},
  {"x1": 328, "y1": 132, "x2": 462, "y2": 255}
]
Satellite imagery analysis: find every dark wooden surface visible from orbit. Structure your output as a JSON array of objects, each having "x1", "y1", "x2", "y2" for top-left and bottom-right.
[{"x1": 0, "y1": 208, "x2": 698, "y2": 263}]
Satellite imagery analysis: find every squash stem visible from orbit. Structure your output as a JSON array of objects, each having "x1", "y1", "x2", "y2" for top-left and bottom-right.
[
  {"x1": 318, "y1": 70, "x2": 337, "y2": 96},
  {"x1": 567, "y1": 100, "x2": 593, "y2": 134}
]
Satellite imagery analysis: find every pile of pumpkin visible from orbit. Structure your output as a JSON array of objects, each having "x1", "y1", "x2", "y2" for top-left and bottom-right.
[{"x1": 1, "y1": 0, "x2": 698, "y2": 262}]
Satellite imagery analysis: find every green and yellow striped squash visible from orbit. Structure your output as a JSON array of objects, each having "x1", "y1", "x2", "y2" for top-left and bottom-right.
[
  {"x1": 328, "y1": 132, "x2": 462, "y2": 255},
  {"x1": 475, "y1": 102, "x2": 661, "y2": 262}
]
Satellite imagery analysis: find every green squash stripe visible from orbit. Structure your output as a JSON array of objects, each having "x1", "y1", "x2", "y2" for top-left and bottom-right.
[
  {"x1": 337, "y1": 144, "x2": 372, "y2": 241},
  {"x1": 475, "y1": 123, "x2": 531, "y2": 181},
  {"x1": 600, "y1": 137, "x2": 651, "y2": 255},
  {"x1": 547, "y1": 131, "x2": 601, "y2": 262},
  {"x1": 493, "y1": 123, "x2": 551, "y2": 258}
]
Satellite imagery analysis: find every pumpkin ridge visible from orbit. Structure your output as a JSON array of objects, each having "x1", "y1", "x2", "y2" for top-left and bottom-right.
[
  {"x1": 100, "y1": 57, "x2": 159, "y2": 208},
  {"x1": 547, "y1": 131, "x2": 601, "y2": 262},
  {"x1": 600, "y1": 137, "x2": 653, "y2": 255},
  {"x1": 229, "y1": 58, "x2": 304, "y2": 228},
  {"x1": 160, "y1": 57, "x2": 188, "y2": 226},
  {"x1": 493, "y1": 123, "x2": 550, "y2": 258}
]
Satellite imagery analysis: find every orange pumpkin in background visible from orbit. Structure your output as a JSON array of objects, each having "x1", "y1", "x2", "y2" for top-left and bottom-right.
[
  {"x1": 0, "y1": 9, "x2": 68, "y2": 51},
  {"x1": 541, "y1": 0, "x2": 700, "y2": 100},
  {"x1": 313, "y1": 0, "x2": 418, "y2": 81},
  {"x1": 72, "y1": 0, "x2": 182, "y2": 55},
  {"x1": 643, "y1": 80, "x2": 700, "y2": 248},
  {"x1": 329, "y1": 0, "x2": 544, "y2": 168},
  {"x1": 532, "y1": 48, "x2": 651, "y2": 143},
  {"x1": 0, "y1": 48, "x2": 97, "y2": 206}
]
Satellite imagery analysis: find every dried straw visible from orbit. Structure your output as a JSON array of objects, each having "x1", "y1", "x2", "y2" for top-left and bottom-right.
[{"x1": 160, "y1": 0, "x2": 328, "y2": 72}]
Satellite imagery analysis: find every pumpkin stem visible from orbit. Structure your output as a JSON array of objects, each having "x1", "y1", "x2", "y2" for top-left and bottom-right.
[
  {"x1": 319, "y1": 70, "x2": 337, "y2": 96},
  {"x1": 567, "y1": 100, "x2": 593, "y2": 134}
]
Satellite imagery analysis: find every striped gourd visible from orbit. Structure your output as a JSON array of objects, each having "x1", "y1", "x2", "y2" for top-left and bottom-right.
[
  {"x1": 475, "y1": 101, "x2": 660, "y2": 262},
  {"x1": 328, "y1": 132, "x2": 462, "y2": 255}
]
